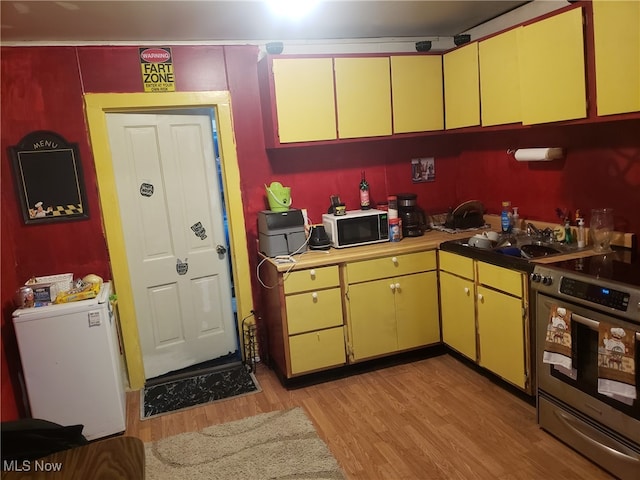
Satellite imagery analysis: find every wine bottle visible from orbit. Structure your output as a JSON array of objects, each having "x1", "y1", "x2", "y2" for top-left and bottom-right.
[{"x1": 359, "y1": 171, "x2": 370, "y2": 210}]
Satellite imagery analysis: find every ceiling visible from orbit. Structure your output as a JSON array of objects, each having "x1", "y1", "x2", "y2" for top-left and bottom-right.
[{"x1": 1, "y1": 1, "x2": 533, "y2": 45}]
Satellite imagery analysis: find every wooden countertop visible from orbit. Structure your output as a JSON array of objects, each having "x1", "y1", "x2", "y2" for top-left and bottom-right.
[
  {"x1": 264, "y1": 229, "x2": 478, "y2": 272},
  {"x1": 262, "y1": 222, "x2": 634, "y2": 272}
]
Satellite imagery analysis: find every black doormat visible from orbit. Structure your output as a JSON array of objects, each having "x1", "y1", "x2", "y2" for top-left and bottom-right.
[
  {"x1": 141, "y1": 363, "x2": 260, "y2": 419},
  {"x1": 145, "y1": 352, "x2": 241, "y2": 387}
]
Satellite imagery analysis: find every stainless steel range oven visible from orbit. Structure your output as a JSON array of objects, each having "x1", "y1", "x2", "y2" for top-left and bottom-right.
[{"x1": 532, "y1": 253, "x2": 640, "y2": 480}]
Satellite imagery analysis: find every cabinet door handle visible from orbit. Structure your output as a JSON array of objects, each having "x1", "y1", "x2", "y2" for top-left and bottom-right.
[
  {"x1": 390, "y1": 283, "x2": 396, "y2": 291},
  {"x1": 309, "y1": 269, "x2": 316, "y2": 278},
  {"x1": 395, "y1": 282, "x2": 401, "y2": 290},
  {"x1": 478, "y1": 293, "x2": 484, "y2": 302},
  {"x1": 391, "y1": 257, "x2": 398, "y2": 264},
  {"x1": 464, "y1": 287, "x2": 470, "y2": 295},
  {"x1": 311, "y1": 292, "x2": 318, "y2": 300}
]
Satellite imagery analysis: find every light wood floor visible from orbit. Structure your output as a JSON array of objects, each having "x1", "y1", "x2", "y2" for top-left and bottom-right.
[{"x1": 125, "y1": 354, "x2": 614, "y2": 479}]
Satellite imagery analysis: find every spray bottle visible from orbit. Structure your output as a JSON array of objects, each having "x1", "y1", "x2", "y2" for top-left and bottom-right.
[
  {"x1": 512, "y1": 207, "x2": 520, "y2": 234},
  {"x1": 577, "y1": 217, "x2": 586, "y2": 248}
]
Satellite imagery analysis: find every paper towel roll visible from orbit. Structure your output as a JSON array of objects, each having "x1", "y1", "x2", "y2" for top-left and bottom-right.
[{"x1": 514, "y1": 148, "x2": 563, "y2": 161}]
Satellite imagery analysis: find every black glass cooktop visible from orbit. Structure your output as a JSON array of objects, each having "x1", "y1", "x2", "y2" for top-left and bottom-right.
[{"x1": 546, "y1": 249, "x2": 640, "y2": 290}]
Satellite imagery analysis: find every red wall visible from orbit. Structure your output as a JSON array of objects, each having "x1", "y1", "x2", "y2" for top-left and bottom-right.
[
  {"x1": 2, "y1": 45, "x2": 639, "y2": 420},
  {"x1": 261, "y1": 122, "x2": 640, "y2": 235}
]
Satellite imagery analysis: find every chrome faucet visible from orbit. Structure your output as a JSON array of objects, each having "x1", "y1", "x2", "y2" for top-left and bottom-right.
[
  {"x1": 526, "y1": 223, "x2": 556, "y2": 243},
  {"x1": 526, "y1": 223, "x2": 541, "y2": 236}
]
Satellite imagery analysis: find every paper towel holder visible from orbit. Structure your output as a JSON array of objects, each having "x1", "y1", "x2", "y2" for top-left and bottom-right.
[{"x1": 507, "y1": 147, "x2": 564, "y2": 162}]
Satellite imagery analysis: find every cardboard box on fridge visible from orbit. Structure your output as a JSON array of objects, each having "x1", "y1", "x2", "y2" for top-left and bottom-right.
[
  {"x1": 25, "y1": 273, "x2": 73, "y2": 306},
  {"x1": 29, "y1": 283, "x2": 59, "y2": 306}
]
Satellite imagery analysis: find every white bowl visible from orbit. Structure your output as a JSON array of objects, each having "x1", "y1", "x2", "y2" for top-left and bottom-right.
[
  {"x1": 469, "y1": 234, "x2": 492, "y2": 249},
  {"x1": 484, "y1": 231, "x2": 499, "y2": 242}
]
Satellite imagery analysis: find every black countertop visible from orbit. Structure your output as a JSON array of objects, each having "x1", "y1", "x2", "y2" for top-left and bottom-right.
[{"x1": 439, "y1": 237, "x2": 536, "y2": 273}]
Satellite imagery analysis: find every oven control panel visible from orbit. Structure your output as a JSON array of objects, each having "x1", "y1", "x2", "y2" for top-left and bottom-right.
[{"x1": 559, "y1": 277, "x2": 630, "y2": 311}]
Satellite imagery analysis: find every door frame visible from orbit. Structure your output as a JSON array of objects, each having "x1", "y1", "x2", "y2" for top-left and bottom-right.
[{"x1": 84, "y1": 92, "x2": 252, "y2": 390}]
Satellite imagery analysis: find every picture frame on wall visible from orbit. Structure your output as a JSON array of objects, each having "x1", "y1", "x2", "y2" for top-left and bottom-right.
[
  {"x1": 9, "y1": 131, "x2": 89, "y2": 224},
  {"x1": 411, "y1": 157, "x2": 435, "y2": 183}
]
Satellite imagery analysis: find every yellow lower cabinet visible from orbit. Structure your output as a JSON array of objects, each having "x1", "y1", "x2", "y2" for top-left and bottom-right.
[
  {"x1": 286, "y1": 287, "x2": 343, "y2": 335},
  {"x1": 348, "y1": 269, "x2": 439, "y2": 361},
  {"x1": 348, "y1": 278, "x2": 398, "y2": 360},
  {"x1": 396, "y1": 271, "x2": 440, "y2": 350},
  {"x1": 477, "y1": 286, "x2": 526, "y2": 389},
  {"x1": 440, "y1": 271, "x2": 476, "y2": 360},
  {"x1": 289, "y1": 327, "x2": 346, "y2": 375}
]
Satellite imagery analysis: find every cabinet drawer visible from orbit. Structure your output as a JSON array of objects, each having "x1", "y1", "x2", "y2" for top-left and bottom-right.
[
  {"x1": 286, "y1": 287, "x2": 343, "y2": 335},
  {"x1": 289, "y1": 327, "x2": 346, "y2": 375},
  {"x1": 347, "y1": 251, "x2": 436, "y2": 284},
  {"x1": 477, "y1": 261, "x2": 523, "y2": 297},
  {"x1": 439, "y1": 251, "x2": 475, "y2": 280},
  {"x1": 283, "y1": 265, "x2": 339, "y2": 294}
]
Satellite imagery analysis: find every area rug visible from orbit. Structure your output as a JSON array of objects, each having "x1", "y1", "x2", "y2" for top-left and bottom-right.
[
  {"x1": 144, "y1": 407, "x2": 345, "y2": 480},
  {"x1": 141, "y1": 363, "x2": 260, "y2": 419}
]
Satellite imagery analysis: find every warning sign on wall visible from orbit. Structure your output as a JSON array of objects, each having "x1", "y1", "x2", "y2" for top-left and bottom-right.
[{"x1": 139, "y1": 47, "x2": 175, "y2": 92}]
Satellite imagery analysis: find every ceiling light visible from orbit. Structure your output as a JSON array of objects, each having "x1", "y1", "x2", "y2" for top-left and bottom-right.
[{"x1": 266, "y1": 0, "x2": 320, "y2": 20}]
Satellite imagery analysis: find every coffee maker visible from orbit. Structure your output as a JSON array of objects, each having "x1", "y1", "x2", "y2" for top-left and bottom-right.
[{"x1": 397, "y1": 193, "x2": 427, "y2": 237}]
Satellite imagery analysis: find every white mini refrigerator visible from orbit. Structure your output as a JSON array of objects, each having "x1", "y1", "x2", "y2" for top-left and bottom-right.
[{"x1": 12, "y1": 282, "x2": 127, "y2": 440}]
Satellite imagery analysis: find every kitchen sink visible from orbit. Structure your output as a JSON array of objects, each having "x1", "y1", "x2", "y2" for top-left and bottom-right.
[
  {"x1": 520, "y1": 243, "x2": 562, "y2": 258},
  {"x1": 440, "y1": 234, "x2": 584, "y2": 272},
  {"x1": 494, "y1": 240, "x2": 570, "y2": 259}
]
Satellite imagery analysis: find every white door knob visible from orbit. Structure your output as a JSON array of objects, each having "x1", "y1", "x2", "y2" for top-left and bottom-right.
[
  {"x1": 309, "y1": 269, "x2": 316, "y2": 277},
  {"x1": 464, "y1": 287, "x2": 470, "y2": 295},
  {"x1": 311, "y1": 292, "x2": 318, "y2": 300},
  {"x1": 390, "y1": 283, "x2": 396, "y2": 291},
  {"x1": 478, "y1": 293, "x2": 484, "y2": 302},
  {"x1": 395, "y1": 283, "x2": 401, "y2": 290},
  {"x1": 391, "y1": 257, "x2": 398, "y2": 264}
]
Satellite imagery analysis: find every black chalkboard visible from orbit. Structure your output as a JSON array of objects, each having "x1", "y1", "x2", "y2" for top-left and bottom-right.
[{"x1": 9, "y1": 131, "x2": 89, "y2": 224}]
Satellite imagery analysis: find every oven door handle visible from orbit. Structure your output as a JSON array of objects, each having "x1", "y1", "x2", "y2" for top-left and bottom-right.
[
  {"x1": 542, "y1": 301, "x2": 640, "y2": 341},
  {"x1": 570, "y1": 312, "x2": 600, "y2": 330},
  {"x1": 571, "y1": 313, "x2": 640, "y2": 342}
]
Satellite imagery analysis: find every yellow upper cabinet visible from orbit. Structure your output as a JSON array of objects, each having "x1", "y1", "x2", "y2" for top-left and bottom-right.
[
  {"x1": 479, "y1": 28, "x2": 522, "y2": 126},
  {"x1": 391, "y1": 55, "x2": 444, "y2": 133},
  {"x1": 592, "y1": 0, "x2": 640, "y2": 116},
  {"x1": 444, "y1": 42, "x2": 480, "y2": 129},
  {"x1": 272, "y1": 57, "x2": 337, "y2": 143},
  {"x1": 334, "y1": 57, "x2": 392, "y2": 138},
  {"x1": 518, "y1": 8, "x2": 587, "y2": 125}
]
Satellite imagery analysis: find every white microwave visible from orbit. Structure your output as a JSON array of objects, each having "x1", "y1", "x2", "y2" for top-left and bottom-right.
[{"x1": 322, "y1": 209, "x2": 389, "y2": 248}]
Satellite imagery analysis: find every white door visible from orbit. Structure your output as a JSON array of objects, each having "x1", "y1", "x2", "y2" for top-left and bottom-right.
[{"x1": 106, "y1": 112, "x2": 237, "y2": 379}]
